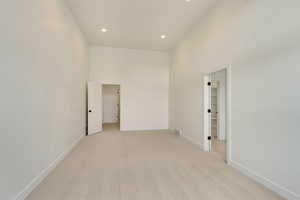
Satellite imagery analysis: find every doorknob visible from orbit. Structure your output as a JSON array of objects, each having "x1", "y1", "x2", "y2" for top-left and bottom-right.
[{"x1": 89, "y1": 110, "x2": 92, "y2": 113}]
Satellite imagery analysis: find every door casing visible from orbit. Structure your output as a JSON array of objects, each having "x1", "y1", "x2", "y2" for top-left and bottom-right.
[{"x1": 203, "y1": 65, "x2": 232, "y2": 163}]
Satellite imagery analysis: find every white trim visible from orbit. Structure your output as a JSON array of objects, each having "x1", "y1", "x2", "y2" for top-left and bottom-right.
[
  {"x1": 14, "y1": 134, "x2": 85, "y2": 200},
  {"x1": 122, "y1": 129, "x2": 170, "y2": 133},
  {"x1": 216, "y1": 85, "x2": 222, "y2": 140},
  {"x1": 102, "y1": 83, "x2": 122, "y2": 130},
  {"x1": 203, "y1": 65, "x2": 232, "y2": 163},
  {"x1": 203, "y1": 75, "x2": 211, "y2": 152},
  {"x1": 229, "y1": 160, "x2": 300, "y2": 200},
  {"x1": 226, "y1": 65, "x2": 232, "y2": 163}
]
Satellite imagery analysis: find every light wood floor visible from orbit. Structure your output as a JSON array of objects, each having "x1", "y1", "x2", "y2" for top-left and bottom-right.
[
  {"x1": 26, "y1": 125, "x2": 283, "y2": 200},
  {"x1": 103, "y1": 123, "x2": 120, "y2": 132},
  {"x1": 212, "y1": 137, "x2": 227, "y2": 161}
]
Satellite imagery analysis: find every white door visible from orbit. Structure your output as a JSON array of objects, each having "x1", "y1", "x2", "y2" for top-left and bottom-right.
[
  {"x1": 203, "y1": 75, "x2": 212, "y2": 152},
  {"x1": 88, "y1": 81, "x2": 102, "y2": 135}
]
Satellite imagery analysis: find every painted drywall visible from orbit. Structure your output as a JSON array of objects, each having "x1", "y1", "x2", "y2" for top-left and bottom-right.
[
  {"x1": 103, "y1": 85, "x2": 120, "y2": 123},
  {"x1": 0, "y1": 0, "x2": 89, "y2": 199},
  {"x1": 89, "y1": 46, "x2": 169, "y2": 131},
  {"x1": 170, "y1": 0, "x2": 300, "y2": 199}
]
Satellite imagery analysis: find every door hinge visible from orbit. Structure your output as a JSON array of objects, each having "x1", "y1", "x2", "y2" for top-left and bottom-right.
[
  {"x1": 208, "y1": 136, "x2": 212, "y2": 140},
  {"x1": 207, "y1": 109, "x2": 211, "y2": 113},
  {"x1": 207, "y1": 82, "x2": 211, "y2": 86}
]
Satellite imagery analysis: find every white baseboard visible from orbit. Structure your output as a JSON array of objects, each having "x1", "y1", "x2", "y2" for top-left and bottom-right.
[
  {"x1": 14, "y1": 134, "x2": 85, "y2": 200},
  {"x1": 229, "y1": 160, "x2": 300, "y2": 200},
  {"x1": 121, "y1": 129, "x2": 170, "y2": 133}
]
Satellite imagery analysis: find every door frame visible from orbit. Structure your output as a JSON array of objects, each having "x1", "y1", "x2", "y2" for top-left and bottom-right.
[
  {"x1": 87, "y1": 81, "x2": 122, "y2": 135},
  {"x1": 203, "y1": 65, "x2": 232, "y2": 163},
  {"x1": 203, "y1": 74, "x2": 212, "y2": 152},
  {"x1": 102, "y1": 84, "x2": 121, "y2": 126}
]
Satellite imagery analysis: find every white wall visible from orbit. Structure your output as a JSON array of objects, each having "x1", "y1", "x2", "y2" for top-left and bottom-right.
[
  {"x1": 0, "y1": 0, "x2": 89, "y2": 199},
  {"x1": 103, "y1": 85, "x2": 120, "y2": 123},
  {"x1": 89, "y1": 46, "x2": 169, "y2": 131},
  {"x1": 170, "y1": 0, "x2": 300, "y2": 199}
]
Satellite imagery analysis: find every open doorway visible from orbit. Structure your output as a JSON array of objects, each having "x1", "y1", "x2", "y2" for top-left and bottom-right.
[
  {"x1": 204, "y1": 68, "x2": 228, "y2": 162},
  {"x1": 102, "y1": 84, "x2": 120, "y2": 132}
]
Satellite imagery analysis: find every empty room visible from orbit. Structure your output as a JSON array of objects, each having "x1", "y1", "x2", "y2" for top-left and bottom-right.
[{"x1": 1, "y1": 0, "x2": 299, "y2": 200}]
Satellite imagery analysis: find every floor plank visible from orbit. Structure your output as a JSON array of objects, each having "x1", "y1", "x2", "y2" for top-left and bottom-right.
[{"x1": 26, "y1": 124, "x2": 284, "y2": 200}]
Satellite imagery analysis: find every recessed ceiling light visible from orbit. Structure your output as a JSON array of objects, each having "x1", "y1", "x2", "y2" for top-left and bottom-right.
[
  {"x1": 101, "y1": 28, "x2": 108, "y2": 33},
  {"x1": 161, "y1": 35, "x2": 166, "y2": 39},
  {"x1": 185, "y1": 0, "x2": 191, "y2": 2}
]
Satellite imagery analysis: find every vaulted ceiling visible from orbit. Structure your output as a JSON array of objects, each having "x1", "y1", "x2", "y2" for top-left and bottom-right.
[{"x1": 66, "y1": 0, "x2": 216, "y2": 51}]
